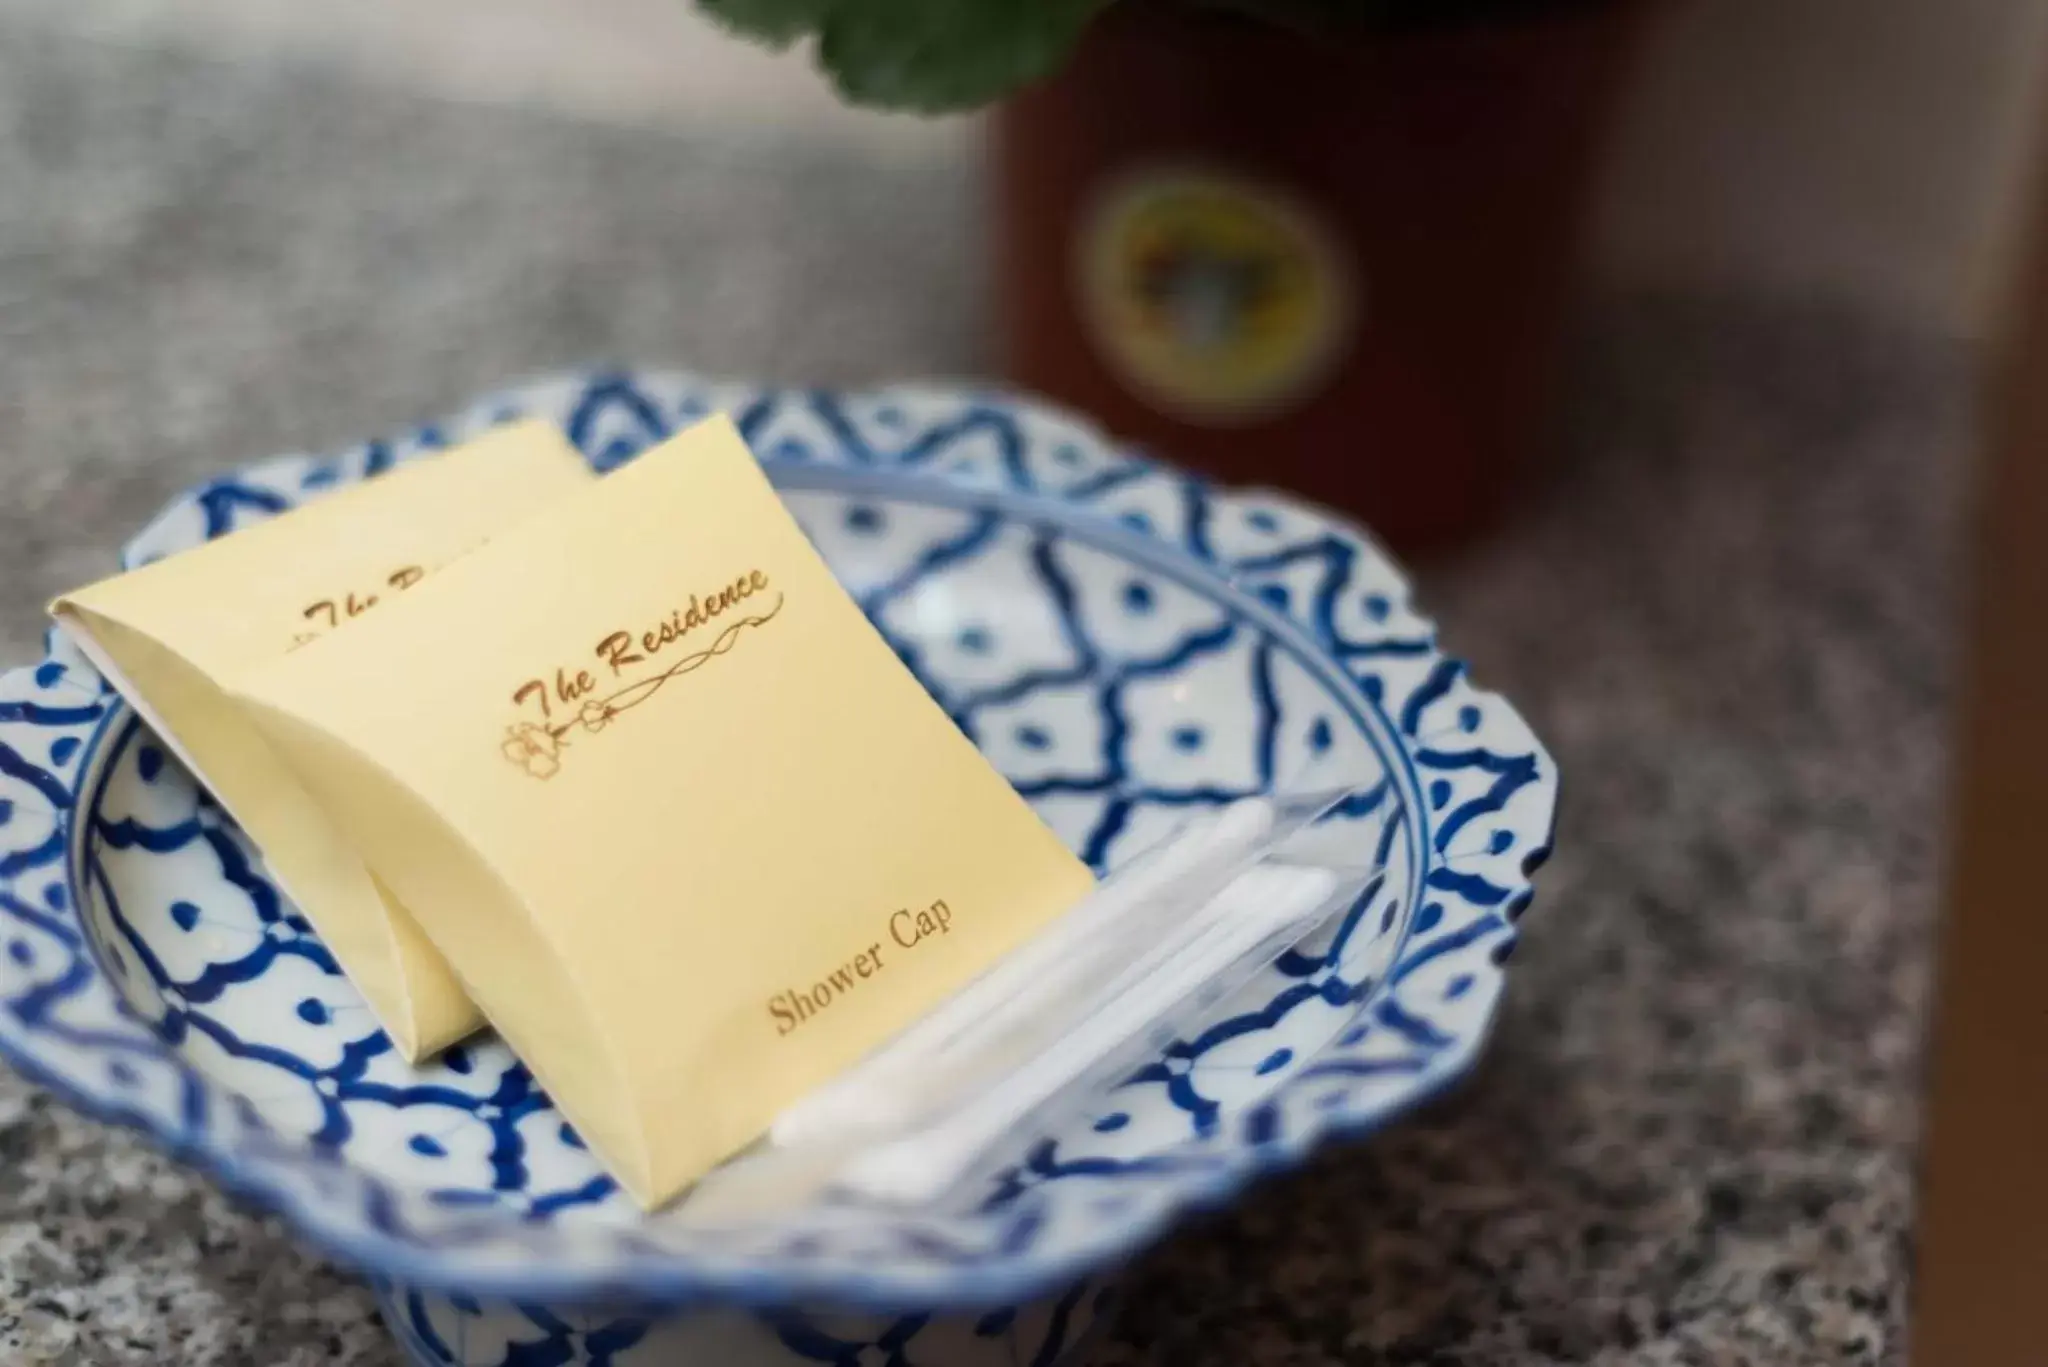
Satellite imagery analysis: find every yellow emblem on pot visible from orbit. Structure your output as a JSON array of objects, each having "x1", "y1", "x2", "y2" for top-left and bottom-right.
[{"x1": 1078, "y1": 168, "x2": 1354, "y2": 425}]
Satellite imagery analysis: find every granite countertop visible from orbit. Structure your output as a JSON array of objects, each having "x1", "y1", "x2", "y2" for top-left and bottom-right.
[{"x1": 0, "y1": 22, "x2": 1955, "y2": 1367}]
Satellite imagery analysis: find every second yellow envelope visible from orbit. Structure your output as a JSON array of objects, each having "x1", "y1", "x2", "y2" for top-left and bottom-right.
[
  {"x1": 51, "y1": 422, "x2": 593, "y2": 1059},
  {"x1": 231, "y1": 416, "x2": 1096, "y2": 1207}
]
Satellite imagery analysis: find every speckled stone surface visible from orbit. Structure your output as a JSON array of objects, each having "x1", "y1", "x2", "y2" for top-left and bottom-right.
[
  {"x1": 1089, "y1": 301, "x2": 1957, "y2": 1367},
  {"x1": 0, "y1": 22, "x2": 1959, "y2": 1367}
]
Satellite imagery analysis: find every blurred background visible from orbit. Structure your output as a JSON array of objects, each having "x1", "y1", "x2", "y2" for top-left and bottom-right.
[
  {"x1": 10, "y1": 0, "x2": 2042, "y2": 331},
  {"x1": 0, "y1": 1, "x2": 2035, "y2": 1362},
  {"x1": 3, "y1": 0, "x2": 2041, "y2": 578}
]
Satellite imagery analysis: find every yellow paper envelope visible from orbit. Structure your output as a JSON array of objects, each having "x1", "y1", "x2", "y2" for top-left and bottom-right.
[
  {"x1": 51, "y1": 421, "x2": 594, "y2": 1060},
  {"x1": 233, "y1": 416, "x2": 1096, "y2": 1207}
]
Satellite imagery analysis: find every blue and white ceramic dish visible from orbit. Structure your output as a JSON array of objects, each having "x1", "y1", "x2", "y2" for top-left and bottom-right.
[{"x1": 0, "y1": 372, "x2": 1555, "y2": 1366}]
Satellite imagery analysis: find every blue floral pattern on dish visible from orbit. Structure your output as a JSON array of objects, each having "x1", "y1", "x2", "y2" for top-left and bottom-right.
[
  {"x1": 0, "y1": 373, "x2": 1556, "y2": 1332},
  {"x1": 375, "y1": 1276, "x2": 1112, "y2": 1367}
]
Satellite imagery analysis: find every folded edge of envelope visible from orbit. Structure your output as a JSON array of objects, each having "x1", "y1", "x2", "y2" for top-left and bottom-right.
[
  {"x1": 232, "y1": 692, "x2": 660, "y2": 1202},
  {"x1": 220, "y1": 415, "x2": 1102, "y2": 1207},
  {"x1": 54, "y1": 598, "x2": 483, "y2": 1061},
  {"x1": 46, "y1": 419, "x2": 596, "y2": 1061}
]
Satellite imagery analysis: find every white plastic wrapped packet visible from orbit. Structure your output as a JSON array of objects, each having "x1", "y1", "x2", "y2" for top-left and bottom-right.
[
  {"x1": 677, "y1": 782, "x2": 1379, "y2": 1223},
  {"x1": 832, "y1": 858, "x2": 1349, "y2": 1205},
  {"x1": 773, "y1": 785, "x2": 1359, "y2": 1150}
]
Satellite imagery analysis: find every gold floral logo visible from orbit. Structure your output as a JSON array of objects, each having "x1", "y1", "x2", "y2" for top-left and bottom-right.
[
  {"x1": 289, "y1": 564, "x2": 427, "y2": 651},
  {"x1": 500, "y1": 721, "x2": 564, "y2": 780},
  {"x1": 502, "y1": 571, "x2": 782, "y2": 780}
]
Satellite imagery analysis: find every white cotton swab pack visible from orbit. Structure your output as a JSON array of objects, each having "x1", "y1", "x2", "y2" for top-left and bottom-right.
[
  {"x1": 833, "y1": 859, "x2": 1347, "y2": 1205},
  {"x1": 771, "y1": 788, "x2": 1352, "y2": 1150},
  {"x1": 667, "y1": 782, "x2": 1383, "y2": 1219},
  {"x1": 771, "y1": 797, "x2": 1269, "y2": 1148},
  {"x1": 678, "y1": 837, "x2": 1366, "y2": 1226}
]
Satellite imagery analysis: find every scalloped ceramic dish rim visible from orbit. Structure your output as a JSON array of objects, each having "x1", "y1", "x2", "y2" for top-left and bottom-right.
[{"x1": 8, "y1": 422, "x2": 1551, "y2": 1314}]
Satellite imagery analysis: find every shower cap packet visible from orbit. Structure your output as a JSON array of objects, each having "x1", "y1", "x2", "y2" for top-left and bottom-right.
[
  {"x1": 231, "y1": 416, "x2": 1096, "y2": 1208},
  {"x1": 50, "y1": 421, "x2": 594, "y2": 1060}
]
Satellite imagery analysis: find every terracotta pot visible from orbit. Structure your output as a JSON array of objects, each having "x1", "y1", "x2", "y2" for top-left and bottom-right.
[{"x1": 992, "y1": 1, "x2": 1647, "y2": 555}]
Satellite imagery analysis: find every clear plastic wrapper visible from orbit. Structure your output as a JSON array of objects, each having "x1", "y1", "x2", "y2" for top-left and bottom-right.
[
  {"x1": 680, "y1": 774, "x2": 1380, "y2": 1222},
  {"x1": 832, "y1": 854, "x2": 1360, "y2": 1205}
]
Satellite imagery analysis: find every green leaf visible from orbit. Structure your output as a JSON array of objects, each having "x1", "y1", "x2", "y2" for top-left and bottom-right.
[
  {"x1": 695, "y1": 0, "x2": 837, "y2": 49},
  {"x1": 692, "y1": 0, "x2": 1607, "y2": 111},
  {"x1": 822, "y1": 0, "x2": 1112, "y2": 111},
  {"x1": 695, "y1": 0, "x2": 1115, "y2": 112}
]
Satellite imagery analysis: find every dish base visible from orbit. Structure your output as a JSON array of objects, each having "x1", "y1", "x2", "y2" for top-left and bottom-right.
[{"x1": 376, "y1": 1275, "x2": 1115, "y2": 1366}]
